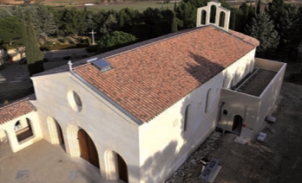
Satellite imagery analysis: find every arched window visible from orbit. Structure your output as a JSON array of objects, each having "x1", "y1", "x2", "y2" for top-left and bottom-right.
[
  {"x1": 15, "y1": 118, "x2": 33, "y2": 143},
  {"x1": 219, "y1": 12, "x2": 225, "y2": 27},
  {"x1": 184, "y1": 105, "x2": 191, "y2": 131},
  {"x1": 205, "y1": 89, "x2": 211, "y2": 113},
  {"x1": 210, "y1": 5, "x2": 217, "y2": 23},
  {"x1": 201, "y1": 10, "x2": 207, "y2": 24}
]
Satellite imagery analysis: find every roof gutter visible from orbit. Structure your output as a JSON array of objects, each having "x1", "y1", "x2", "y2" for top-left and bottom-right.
[{"x1": 70, "y1": 70, "x2": 143, "y2": 125}]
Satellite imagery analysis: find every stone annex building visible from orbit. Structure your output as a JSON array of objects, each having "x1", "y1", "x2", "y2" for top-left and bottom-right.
[{"x1": 0, "y1": 2, "x2": 286, "y2": 183}]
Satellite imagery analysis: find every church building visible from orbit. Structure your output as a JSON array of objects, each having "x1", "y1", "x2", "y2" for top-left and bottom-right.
[{"x1": 0, "y1": 2, "x2": 286, "y2": 183}]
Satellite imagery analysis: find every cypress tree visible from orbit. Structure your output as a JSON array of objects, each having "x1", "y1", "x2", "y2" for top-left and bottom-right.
[
  {"x1": 256, "y1": 0, "x2": 261, "y2": 14},
  {"x1": 230, "y1": 11, "x2": 236, "y2": 30},
  {"x1": 119, "y1": 10, "x2": 125, "y2": 28},
  {"x1": 22, "y1": 11, "x2": 44, "y2": 76},
  {"x1": 171, "y1": 12, "x2": 178, "y2": 33}
]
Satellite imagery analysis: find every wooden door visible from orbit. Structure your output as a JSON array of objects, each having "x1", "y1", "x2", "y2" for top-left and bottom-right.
[
  {"x1": 87, "y1": 136, "x2": 99, "y2": 168},
  {"x1": 78, "y1": 129, "x2": 89, "y2": 161},
  {"x1": 57, "y1": 123, "x2": 64, "y2": 145},
  {"x1": 117, "y1": 154, "x2": 128, "y2": 183},
  {"x1": 232, "y1": 115, "x2": 243, "y2": 135},
  {"x1": 78, "y1": 129, "x2": 99, "y2": 168}
]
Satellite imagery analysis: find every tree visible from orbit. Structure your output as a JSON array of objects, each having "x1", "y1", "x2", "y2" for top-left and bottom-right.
[
  {"x1": 247, "y1": 4, "x2": 255, "y2": 24},
  {"x1": 256, "y1": 0, "x2": 261, "y2": 14},
  {"x1": 277, "y1": 5, "x2": 302, "y2": 60},
  {"x1": 229, "y1": 9, "x2": 236, "y2": 30},
  {"x1": 22, "y1": 12, "x2": 45, "y2": 76},
  {"x1": 60, "y1": 8, "x2": 87, "y2": 36},
  {"x1": 239, "y1": 2, "x2": 249, "y2": 15},
  {"x1": 100, "y1": 14, "x2": 118, "y2": 35},
  {"x1": 119, "y1": 9, "x2": 125, "y2": 28},
  {"x1": 268, "y1": 0, "x2": 285, "y2": 27},
  {"x1": 0, "y1": 16, "x2": 21, "y2": 45},
  {"x1": 97, "y1": 31, "x2": 137, "y2": 52},
  {"x1": 0, "y1": 7, "x2": 13, "y2": 19},
  {"x1": 245, "y1": 13, "x2": 279, "y2": 57},
  {"x1": 36, "y1": 4, "x2": 58, "y2": 38},
  {"x1": 176, "y1": 2, "x2": 196, "y2": 29},
  {"x1": 171, "y1": 12, "x2": 178, "y2": 33}
]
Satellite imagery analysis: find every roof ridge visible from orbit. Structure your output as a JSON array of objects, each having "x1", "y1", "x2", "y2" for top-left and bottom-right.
[{"x1": 103, "y1": 26, "x2": 212, "y2": 60}]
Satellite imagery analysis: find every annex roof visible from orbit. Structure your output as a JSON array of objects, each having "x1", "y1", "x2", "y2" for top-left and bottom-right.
[
  {"x1": 72, "y1": 25, "x2": 257, "y2": 122},
  {"x1": 0, "y1": 95, "x2": 36, "y2": 125}
]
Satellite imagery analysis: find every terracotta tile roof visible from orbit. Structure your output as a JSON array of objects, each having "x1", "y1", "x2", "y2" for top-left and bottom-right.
[
  {"x1": 0, "y1": 95, "x2": 36, "y2": 125},
  {"x1": 73, "y1": 25, "x2": 256, "y2": 122},
  {"x1": 229, "y1": 30, "x2": 260, "y2": 47}
]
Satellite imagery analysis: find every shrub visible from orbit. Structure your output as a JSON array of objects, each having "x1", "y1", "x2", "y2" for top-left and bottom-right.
[
  {"x1": 86, "y1": 45, "x2": 97, "y2": 53},
  {"x1": 86, "y1": 37, "x2": 92, "y2": 45},
  {"x1": 97, "y1": 31, "x2": 137, "y2": 53},
  {"x1": 58, "y1": 38, "x2": 65, "y2": 43},
  {"x1": 45, "y1": 41, "x2": 53, "y2": 46},
  {"x1": 63, "y1": 56, "x2": 71, "y2": 60}
]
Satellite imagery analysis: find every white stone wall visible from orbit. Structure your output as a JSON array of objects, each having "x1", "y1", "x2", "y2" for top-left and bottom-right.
[
  {"x1": 219, "y1": 89, "x2": 261, "y2": 132},
  {"x1": 254, "y1": 59, "x2": 286, "y2": 133},
  {"x1": 0, "y1": 111, "x2": 42, "y2": 152},
  {"x1": 31, "y1": 72, "x2": 140, "y2": 182},
  {"x1": 218, "y1": 58, "x2": 286, "y2": 139},
  {"x1": 138, "y1": 49, "x2": 256, "y2": 183}
]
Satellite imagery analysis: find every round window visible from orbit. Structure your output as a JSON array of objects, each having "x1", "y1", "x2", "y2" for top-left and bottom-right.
[{"x1": 67, "y1": 91, "x2": 82, "y2": 112}]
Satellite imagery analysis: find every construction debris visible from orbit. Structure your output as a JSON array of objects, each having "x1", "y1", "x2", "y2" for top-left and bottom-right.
[
  {"x1": 257, "y1": 132, "x2": 267, "y2": 141},
  {"x1": 266, "y1": 115, "x2": 277, "y2": 123}
]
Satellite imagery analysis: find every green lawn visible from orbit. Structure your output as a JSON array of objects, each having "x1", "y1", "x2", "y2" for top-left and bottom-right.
[{"x1": 63, "y1": 2, "x2": 175, "y2": 12}]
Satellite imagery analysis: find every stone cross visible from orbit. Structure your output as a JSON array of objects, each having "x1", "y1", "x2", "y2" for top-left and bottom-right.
[
  {"x1": 89, "y1": 30, "x2": 96, "y2": 45},
  {"x1": 68, "y1": 60, "x2": 72, "y2": 71}
]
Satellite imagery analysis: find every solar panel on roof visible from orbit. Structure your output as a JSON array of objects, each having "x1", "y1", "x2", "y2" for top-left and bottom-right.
[{"x1": 92, "y1": 59, "x2": 112, "y2": 72}]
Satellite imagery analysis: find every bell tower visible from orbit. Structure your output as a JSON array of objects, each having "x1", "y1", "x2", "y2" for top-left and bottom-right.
[{"x1": 196, "y1": 1, "x2": 231, "y2": 31}]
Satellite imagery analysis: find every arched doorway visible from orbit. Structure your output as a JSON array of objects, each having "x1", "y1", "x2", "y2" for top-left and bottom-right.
[
  {"x1": 15, "y1": 118, "x2": 34, "y2": 143},
  {"x1": 78, "y1": 129, "x2": 99, "y2": 168},
  {"x1": 105, "y1": 151, "x2": 129, "y2": 182},
  {"x1": 232, "y1": 115, "x2": 243, "y2": 135},
  {"x1": 47, "y1": 117, "x2": 64, "y2": 147},
  {"x1": 117, "y1": 153, "x2": 128, "y2": 183}
]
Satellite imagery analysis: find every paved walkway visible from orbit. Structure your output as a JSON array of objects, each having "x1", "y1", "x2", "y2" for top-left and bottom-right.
[
  {"x1": 0, "y1": 140, "x2": 119, "y2": 183},
  {"x1": 44, "y1": 48, "x2": 90, "y2": 59}
]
